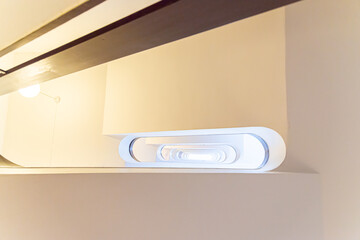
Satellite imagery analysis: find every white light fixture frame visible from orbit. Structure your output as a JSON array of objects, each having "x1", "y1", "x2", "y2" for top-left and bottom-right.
[{"x1": 119, "y1": 127, "x2": 286, "y2": 171}]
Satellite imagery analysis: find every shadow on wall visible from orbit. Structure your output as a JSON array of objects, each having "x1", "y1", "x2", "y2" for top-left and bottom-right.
[{"x1": 0, "y1": 154, "x2": 20, "y2": 167}]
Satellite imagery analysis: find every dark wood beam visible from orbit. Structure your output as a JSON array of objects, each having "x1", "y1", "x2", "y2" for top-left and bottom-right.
[
  {"x1": 0, "y1": 0, "x2": 300, "y2": 96},
  {"x1": 0, "y1": 0, "x2": 106, "y2": 58}
]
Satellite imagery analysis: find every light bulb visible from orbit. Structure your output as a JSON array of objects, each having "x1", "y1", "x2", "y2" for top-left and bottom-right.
[
  {"x1": 160, "y1": 144, "x2": 235, "y2": 163},
  {"x1": 177, "y1": 151, "x2": 220, "y2": 161},
  {"x1": 18, "y1": 84, "x2": 40, "y2": 98}
]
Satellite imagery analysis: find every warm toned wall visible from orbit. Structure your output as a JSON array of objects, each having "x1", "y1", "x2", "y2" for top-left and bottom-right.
[
  {"x1": 103, "y1": 8, "x2": 288, "y2": 140},
  {"x1": 0, "y1": 95, "x2": 8, "y2": 152},
  {"x1": 2, "y1": 65, "x2": 120, "y2": 167},
  {"x1": 1, "y1": 8, "x2": 287, "y2": 167},
  {"x1": 283, "y1": 0, "x2": 360, "y2": 239},
  {"x1": 0, "y1": 0, "x2": 87, "y2": 50},
  {"x1": 0, "y1": 5, "x2": 325, "y2": 240},
  {"x1": 0, "y1": 173, "x2": 322, "y2": 240}
]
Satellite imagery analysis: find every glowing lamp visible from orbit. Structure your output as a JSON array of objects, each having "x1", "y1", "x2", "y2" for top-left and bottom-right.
[{"x1": 18, "y1": 84, "x2": 40, "y2": 98}]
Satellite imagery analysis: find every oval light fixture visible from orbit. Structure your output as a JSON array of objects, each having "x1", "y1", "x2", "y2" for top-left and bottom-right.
[{"x1": 119, "y1": 127, "x2": 286, "y2": 171}]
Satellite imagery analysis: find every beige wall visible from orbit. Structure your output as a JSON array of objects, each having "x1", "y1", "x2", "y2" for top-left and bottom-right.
[
  {"x1": 0, "y1": 95, "x2": 9, "y2": 152},
  {"x1": 2, "y1": 65, "x2": 121, "y2": 167},
  {"x1": 103, "y1": 9, "x2": 288, "y2": 140},
  {"x1": 0, "y1": 173, "x2": 322, "y2": 240},
  {"x1": 284, "y1": 0, "x2": 360, "y2": 239}
]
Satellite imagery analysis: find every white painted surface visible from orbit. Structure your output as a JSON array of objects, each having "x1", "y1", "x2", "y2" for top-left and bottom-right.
[
  {"x1": 284, "y1": 0, "x2": 360, "y2": 239},
  {"x1": 0, "y1": 173, "x2": 322, "y2": 240},
  {"x1": 2, "y1": 65, "x2": 121, "y2": 167},
  {"x1": 103, "y1": 8, "x2": 288, "y2": 139}
]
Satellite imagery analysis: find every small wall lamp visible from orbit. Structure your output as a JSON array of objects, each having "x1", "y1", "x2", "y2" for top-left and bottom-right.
[
  {"x1": 18, "y1": 84, "x2": 40, "y2": 98},
  {"x1": 18, "y1": 84, "x2": 60, "y2": 103}
]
